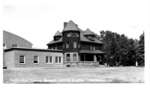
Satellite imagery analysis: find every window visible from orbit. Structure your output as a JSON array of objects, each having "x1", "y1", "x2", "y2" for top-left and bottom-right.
[
  {"x1": 93, "y1": 46, "x2": 95, "y2": 50},
  {"x1": 55, "y1": 56, "x2": 61, "y2": 63},
  {"x1": 73, "y1": 42, "x2": 77, "y2": 48},
  {"x1": 45, "y1": 56, "x2": 53, "y2": 64},
  {"x1": 66, "y1": 54, "x2": 70, "y2": 61},
  {"x1": 73, "y1": 53, "x2": 77, "y2": 61},
  {"x1": 33, "y1": 56, "x2": 39, "y2": 64},
  {"x1": 46, "y1": 56, "x2": 49, "y2": 63},
  {"x1": 67, "y1": 54, "x2": 70, "y2": 57},
  {"x1": 73, "y1": 53, "x2": 77, "y2": 57},
  {"x1": 49, "y1": 56, "x2": 52, "y2": 63},
  {"x1": 59, "y1": 57, "x2": 61, "y2": 63},
  {"x1": 67, "y1": 33, "x2": 72, "y2": 37},
  {"x1": 19, "y1": 55, "x2": 25, "y2": 64},
  {"x1": 67, "y1": 33, "x2": 79, "y2": 37},
  {"x1": 66, "y1": 42, "x2": 69, "y2": 48},
  {"x1": 55, "y1": 56, "x2": 58, "y2": 63}
]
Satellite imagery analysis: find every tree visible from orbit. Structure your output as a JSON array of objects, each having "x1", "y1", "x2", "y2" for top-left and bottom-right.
[
  {"x1": 136, "y1": 33, "x2": 144, "y2": 66},
  {"x1": 100, "y1": 30, "x2": 139, "y2": 66}
]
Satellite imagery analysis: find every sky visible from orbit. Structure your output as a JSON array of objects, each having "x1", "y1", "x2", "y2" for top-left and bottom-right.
[{"x1": 2, "y1": 0, "x2": 150, "y2": 48}]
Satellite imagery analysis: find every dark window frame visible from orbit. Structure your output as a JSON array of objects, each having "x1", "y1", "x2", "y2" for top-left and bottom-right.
[
  {"x1": 33, "y1": 56, "x2": 39, "y2": 64},
  {"x1": 19, "y1": 55, "x2": 25, "y2": 64}
]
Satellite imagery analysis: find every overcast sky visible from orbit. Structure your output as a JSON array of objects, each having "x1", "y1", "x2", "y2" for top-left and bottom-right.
[{"x1": 2, "y1": 0, "x2": 149, "y2": 48}]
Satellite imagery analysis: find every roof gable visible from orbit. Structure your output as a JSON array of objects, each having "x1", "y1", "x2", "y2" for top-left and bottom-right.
[
  {"x1": 54, "y1": 31, "x2": 62, "y2": 36},
  {"x1": 84, "y1": 28, "x2": 95, "y2": 35},
  {"x1": 63, "y1": 20, "x2": 79, "y2": 31},
  {"x1": 80, "y1": 30, "x2": 103, "y2": 44}
]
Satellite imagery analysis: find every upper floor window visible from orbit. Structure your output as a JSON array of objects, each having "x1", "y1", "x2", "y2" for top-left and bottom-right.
[
  {"x1": 66, "y1": 42, "x2": 69, "y2": 48},
  {"x1": 67, "y1": 33, "x2": 79, "y2": 37},
  {"x1": 33, "y1": 56, "x2": 39, "y2": 64},
  {"x1": 73, "y1": 42, "x2": 77, "y2": 48},
  {"x1": 19, "y1": 55, "x2": 25, "y2": 64},
  {"x1": 90, "y1": 45, "x2": 95, "y2": 50}
]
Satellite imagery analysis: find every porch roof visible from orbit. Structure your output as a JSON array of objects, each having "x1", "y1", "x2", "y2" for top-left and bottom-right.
[{"x1": 79, "y1": 50, "x2": 104, "y2": 54}]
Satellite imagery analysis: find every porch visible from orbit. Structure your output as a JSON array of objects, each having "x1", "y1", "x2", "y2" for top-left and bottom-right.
[{"x1": 79, "y1": 50, "x2": 104, "y2": 64}]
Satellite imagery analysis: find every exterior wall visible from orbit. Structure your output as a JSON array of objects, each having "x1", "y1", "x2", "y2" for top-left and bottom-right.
[
  {"x1": 4, "y1": 51, "x2": 15, "y2": 69},
  {"x1": 63, "y1": 31, "x2": 80, "y2": 52},
  {"x1": 4, "y1": 50, "x2": 63, "y2": 68},
  {"x1": 3, "y1": 31, "x2": 32, "y2": 49}
]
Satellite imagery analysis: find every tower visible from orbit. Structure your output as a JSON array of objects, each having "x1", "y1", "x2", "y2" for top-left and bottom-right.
[{"x1": 62, "y1": 20, "x2": 80, "y2": 64}]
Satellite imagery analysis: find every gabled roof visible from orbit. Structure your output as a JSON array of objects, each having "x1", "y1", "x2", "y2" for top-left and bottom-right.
[
  {"x1": 63, "y1": 20, "x2": 79, "y2": 31},
  {"x1": 83, "y1": 28, "x2": 95, "y2": 35},
  {"x1": 80, "y1": 31, "x2": 103, "y2": 44},
  {"x1": 47, "y1": 21, "x2": 103, "y2": 45},
  {"x1": 3, "y1": 30, "x2": 33, "y2": 48},
  {"x1": 80, "y1": 50, "x2": 104, "y2": 54},
  {"x1": 54, "y1": 31, "x2": 62, "y2": 36},
  {"x1": 47, "y1": 37, "x2": 63, "y2": 45}
]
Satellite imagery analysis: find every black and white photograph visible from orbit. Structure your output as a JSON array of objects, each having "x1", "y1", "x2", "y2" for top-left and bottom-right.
[{"x1": 1, "y1": 0, "x2": 150, "y2": 89}]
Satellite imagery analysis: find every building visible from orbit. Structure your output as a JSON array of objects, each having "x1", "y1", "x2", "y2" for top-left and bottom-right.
[
  {"x1": 3, "y1": 31, "x2": 63, "y2": 69},
  {"x1": 3, "y1": 31, "x2": 32, "y2": 49},
  {"x1": 3, "y1": 20, "x2": 104, "y2": 69},
  {"x1": 4, "y1": 48, "x2": 63, "y2": 68},
  {"x1": 47, "y1": 20, "x2": 104, "y2": 66}
]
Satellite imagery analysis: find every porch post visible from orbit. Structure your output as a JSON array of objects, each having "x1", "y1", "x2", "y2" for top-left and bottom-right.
[
  {"x1": 84, "y1": 54, "x2": 86, "y2": 62},
  {"x1": 94, "y1": 55, "x2": 97, "y2": 62}
]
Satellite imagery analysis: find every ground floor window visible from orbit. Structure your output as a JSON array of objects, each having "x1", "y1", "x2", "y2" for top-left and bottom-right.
[
  {"x1": 73, "y1": 53, "x2": 77, "y2": 61},
  {"x1": 45, "y1": 56, "x2": 53, "y2": 64},
  {"x1": 45, "y1": 56, "x2": 62, "y2": 64},
  {"x1": 19, "y1": 55, "x2": 25, "y2": 64},
  {"x1": 33, "y1": 56, "x2": 39, "y2": 64},
  {"x1": 55, "y1": 56, "x2": 61, "y2": 63},
  {"x1": 59, "y1": 56, "x2": 61, "y2": 63},
  {"x1": 55, "y1": 56, "x2": 58, "y2": 63},
  {"x1": 66, "y1": 54, "x2": 70, "y2": 61}
]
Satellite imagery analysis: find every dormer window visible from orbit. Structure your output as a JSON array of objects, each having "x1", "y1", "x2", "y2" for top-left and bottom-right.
[
  {"x1": 67, "y1": 33, "x2": 79, "y2": 37},
  {"x1": 85, "y1": 35, "x2": 95, "y2": 41},
  {"x1": 54, "y1": 31, "x2": 62, "y2": 41},
  {"x1": 54, "y1": 36, "x2": 61, "y2": 41}
]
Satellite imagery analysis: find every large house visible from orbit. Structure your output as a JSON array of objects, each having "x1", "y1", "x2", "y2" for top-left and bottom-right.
[
  {"x1": 3, "y1": 20, "x2": 104, "y2": 69},
  {"x1": 47, "y1": 20, "x2": 104, "y2": 66}
]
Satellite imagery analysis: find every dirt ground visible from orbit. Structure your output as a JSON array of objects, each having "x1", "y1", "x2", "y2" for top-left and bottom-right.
[{"x1": 3, "y1": 67, "x2": 144, "y2": 83}]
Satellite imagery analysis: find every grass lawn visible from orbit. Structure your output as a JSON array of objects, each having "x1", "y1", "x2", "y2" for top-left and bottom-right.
[{"x1": 3, "y1": 67, "x2": 144, "y2": 83}]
